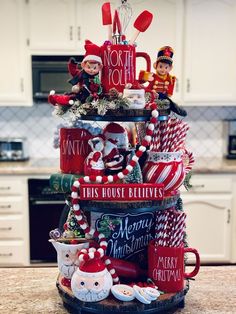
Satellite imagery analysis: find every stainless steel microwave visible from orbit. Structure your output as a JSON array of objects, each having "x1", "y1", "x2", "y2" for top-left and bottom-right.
[{"x1": 32, "y1": 55, "x2": 83, "y2": 102}]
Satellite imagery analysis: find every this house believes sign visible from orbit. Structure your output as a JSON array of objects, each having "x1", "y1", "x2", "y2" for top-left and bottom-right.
[{"x1": 80, "y1": 183, "x2": 164, "y2": 201}]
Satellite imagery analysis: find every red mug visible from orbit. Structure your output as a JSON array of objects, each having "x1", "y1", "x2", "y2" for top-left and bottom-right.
[
  {"x1": 100, "y1": 44, "x2": 151, "y2": 93},
  {"x1": 148, "y1": 240, "x2": 200, "y2": 293},
  {"x1": 60, "y1": 128, "x2": 92, "y2": 174}
]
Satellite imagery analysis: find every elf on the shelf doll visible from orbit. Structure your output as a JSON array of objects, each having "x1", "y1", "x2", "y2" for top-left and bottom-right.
[
  {"x1": 139, "y1": 46, "x2": 176, "y2": 99},
  {"x1": 48, "y1": 40, "x2": 103, "y2": 106},
  {"x1": 68, "y1": 40, "x2": 103, "y2": 103}
]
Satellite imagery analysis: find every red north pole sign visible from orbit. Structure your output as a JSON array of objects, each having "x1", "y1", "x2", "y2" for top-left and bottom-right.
[{"x1": 80, "y1": 183, "x2": 164, "y2": 201}]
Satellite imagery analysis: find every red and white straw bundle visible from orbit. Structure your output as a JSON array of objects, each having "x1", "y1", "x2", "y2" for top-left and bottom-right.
[
  {"x1": 155, "y1": 209, "x2": 186, "y2": 247},
  {"x1": 150, "y1": 118, "x2": 190, "y2": 152}
]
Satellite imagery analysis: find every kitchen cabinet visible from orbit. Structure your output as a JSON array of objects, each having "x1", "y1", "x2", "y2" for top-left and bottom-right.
[
  {"x1": 26, "y1": 0, "x2": 107, "y2": 53},
  {"x1": 184, "y1": 0, "x2": 236, "y2": 104},
  {"x1": 0, "y1": 176, "x2": 30, "y2": 266},
  {"x1": 129, "y1": 0, "x2": 183, "y2": 102},
  {"x1": 181, "y1": 174, "x2": 233, "y2": 263},
  {"x1": 0, "y1": 0, "x2": 31, "y2": 106}
]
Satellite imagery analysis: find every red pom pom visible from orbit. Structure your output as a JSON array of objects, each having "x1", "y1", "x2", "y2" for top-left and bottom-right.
[
  {"x1": 74, "y1": 210, "x2": 81, "y2": 216},
  {"x1": 84, "y1": 227, "x2": 90, "y2": 234},
  {"x1": 63, "y1": 223, "x2": 68, "y2": 230},
  {"x1": 129, "y1": 160, "x2": 136, "y2": 167},
  {"x1": 90, "y1": 175, "x2": 96, "y2": 182},
  {"x1": 150, "y1": 117, "x2": 157, "y2": 124},
  {"x1": 79, "y1": 177, "x2": 85, "y2": 184},
  {"x1": 150, "y1": 103, "x2": 157, "y2": 110},
  {"x1": 83, "y1": 254, "x2": 90, "y2": 262},
  {"x1": 71, "y1": 185, "x2": 78, "y2": 192},
  {"x1": 136, "y1": 150, "x2": 143, "y2": 158},
  {"x1": 72, "y1": 198, "x2": 79, "y2": 205},
  {"x1": 94, "y1": 251, "x2": 101, "y2": 258},
  {"x1": 146, "y1": 129, "x2": 153, "y2": 136},
  {"x1": 101, "y1": 245, "x2": 107, "y2": 251},
  {"x1": 94, "y1": 230, "x2": 100, "y2": 238},
  {"x1": 141, "y1": 139, "x2": 149, "y2": 147},
  {"x1": 123, "y1": 169, "x2": 129, "y2": 175},
  {"x1": 113, "y1": 174, "x2": 119, "y2": 182},
  {"x1": 102, "y1": 176, "x2": 108, "y2": 183}
]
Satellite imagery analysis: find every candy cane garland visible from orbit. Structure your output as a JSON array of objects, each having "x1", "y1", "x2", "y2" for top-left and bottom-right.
[{"x1": 70, "y1": 104, "x2": 159, "y2": 283}]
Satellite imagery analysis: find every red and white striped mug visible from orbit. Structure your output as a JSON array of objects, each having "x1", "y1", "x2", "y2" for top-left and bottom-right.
[{"x1": 142, "y1": 151, "x2": 194, "y2": 193}]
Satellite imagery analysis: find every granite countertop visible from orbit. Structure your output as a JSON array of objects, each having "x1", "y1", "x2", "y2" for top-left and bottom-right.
[
  {"x1": 0, "y1": 266, "x2": 235, "y2": 313},
  {"x1": 1, "y1": 157, "x2": 236, "y2": 175}
]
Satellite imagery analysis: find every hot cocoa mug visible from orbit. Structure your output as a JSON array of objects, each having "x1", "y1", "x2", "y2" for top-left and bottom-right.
[
  {"x1": 143, "y1": 151, "x2": 194, "y2": 193},
  {"x1": 148, "y1": 241, "x2": 200, "y2": 293},
  {"x1": 100, "y1": 44, "x2": 151, "y2": 93}
]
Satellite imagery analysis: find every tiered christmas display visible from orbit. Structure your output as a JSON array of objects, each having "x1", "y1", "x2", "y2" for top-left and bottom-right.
[{"x1": 48, "y1": 2, "x2": 200, "y2": 312}]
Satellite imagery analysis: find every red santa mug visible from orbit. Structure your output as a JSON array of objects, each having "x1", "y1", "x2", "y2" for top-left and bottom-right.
[
  {"x1": 148, "y1": 241, "x2": 200, "y2": 293},
  {"x1": 100, "y1": 44, "x2": 151, "y2": 93},
  {"x1": 60, "y1": 128, "x2": 92, "y2": 174}
]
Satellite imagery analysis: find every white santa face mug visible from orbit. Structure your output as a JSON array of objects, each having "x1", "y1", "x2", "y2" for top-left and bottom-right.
[
  {"x1": 123, "y1": 88, "x2": 146, "y2": 109},
  {"x1": 50, "y1": 240, "x2": 89, "y2": 287},
  {"x1": 71, "y1": 257, "x2": 113, "y2": 302}
]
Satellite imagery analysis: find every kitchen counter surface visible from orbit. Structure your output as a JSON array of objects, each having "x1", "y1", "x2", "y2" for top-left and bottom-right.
[
  {"x1": 0, "y1": 266, "x2": 235, "y2": 313},
  {"x1": 1, "y1": 157, "x2": 236, "y2": 175},
  {"x1": 0, "y1": 158, "x2": 59, "y2": 175}
]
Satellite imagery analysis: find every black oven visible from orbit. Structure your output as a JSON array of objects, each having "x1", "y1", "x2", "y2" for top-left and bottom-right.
[
  {"x1": 28, "y1": 178, "x2": 69, "y2": 263},
  {"x1": 32, "y1": 55, "x2": 83, "y2": 102}
]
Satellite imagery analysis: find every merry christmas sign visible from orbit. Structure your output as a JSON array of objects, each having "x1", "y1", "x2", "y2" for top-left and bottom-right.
[{"x1": 80, "y1": 183, "x2": 164, "y2": 201}]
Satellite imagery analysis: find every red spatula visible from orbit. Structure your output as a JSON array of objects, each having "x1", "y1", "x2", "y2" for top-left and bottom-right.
[
  {"x1": 130, "y1": 10, "x2": 153, "y2": 45},
  {"x1": 102, "y1": 2, "x2": 113, "y2": 42}
]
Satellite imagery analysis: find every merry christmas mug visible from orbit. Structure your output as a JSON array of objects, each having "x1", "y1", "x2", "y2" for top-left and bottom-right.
[
  {"x1": 148, "y1": 241, "x2": 200, "y2": 293},
  {"x1": 100, "y1": 44, "x2": 151, "y2": 93}
]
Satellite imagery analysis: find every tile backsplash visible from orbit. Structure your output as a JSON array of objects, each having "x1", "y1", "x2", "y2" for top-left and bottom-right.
[{"x1": 0, "y1": 103, "x2": 236, "y2": 165}]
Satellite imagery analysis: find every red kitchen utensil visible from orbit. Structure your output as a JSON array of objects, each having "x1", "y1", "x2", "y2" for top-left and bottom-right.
[
  {"x1": 102, "y1": 2, "x2": 112, "y2": 42},
  {"x1": 130, "y1": 10, "x2": 153, "y2": 45}
]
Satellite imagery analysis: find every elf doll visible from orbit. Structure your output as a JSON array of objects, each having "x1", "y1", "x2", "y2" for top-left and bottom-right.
[
  {"x1": 48, "y1": 40, "x2": 103, "y2": 106},
  {"x1": 139, "y1": 46, "x2": 176, "y2": 99}
]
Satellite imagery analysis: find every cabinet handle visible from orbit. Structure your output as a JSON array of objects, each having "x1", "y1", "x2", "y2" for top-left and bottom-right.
[
  {"x1": 190, "y1": 184, "x2": 205, "y2": 189},
  {"x1": 69, "y1": 26, "x2": 73, "y2": 40},
  {"x1": 20, "y1": 78, "x2": 24, "y2": 92},
  {"x1": 0, "y1": 205, "x2": 11, "y2": 209},
  {"x1": 227, "y1": 209, "x2": 231, "y2": 224},
  {"x1": 0, "y1": 186, "x2": 11, "y2": 190},
  {"x1": 0, "y1": 253, "x2": 13, "y2": 257},
  {"x1": 77, "y1": 26, "x2": 81, "y2": 41},
  {"x1": 186, "y1": 79, "x2": 190, "y2": 93},
  {"x1": 175, "y1": 78, "x2": 179, "y2": 93},
  {"x1": 0, "y1": 227, "x2": 12, "y2": 231}
]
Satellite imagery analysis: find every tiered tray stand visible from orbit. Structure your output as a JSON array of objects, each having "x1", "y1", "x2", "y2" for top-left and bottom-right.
[{"x1": 56, "y1": 113, "x2": 189, "y2": 313}]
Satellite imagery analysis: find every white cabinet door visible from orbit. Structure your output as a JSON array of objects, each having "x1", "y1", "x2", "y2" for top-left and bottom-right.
[
  {"x1": 129, "y1": 0, "x2": 183, "y2": 102},
  {"x1": 27, "y1": 0, "x2": 76, "y2": 50},
  {"x1": 76, "y1": 0, "x2": 107, "y2": 48},
  {"x1": 184, "y1": 0, "x2": 236, "y2": 103},
  {"x1": 182, "y1": 194, "x2": 232, "y2": 263},
  {"x1": 0, "y1": 0, "x2": 30, "y2": 105}
]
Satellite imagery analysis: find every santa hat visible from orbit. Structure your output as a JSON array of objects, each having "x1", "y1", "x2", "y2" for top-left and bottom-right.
[
  {"x1": 103, "y1": 123, "x2": 128, "y2": 150},
  {"x1": 82, "y1": 40, "x2": 102, "y2": 64},
  {"x1": 79, "y1": 257, "x2": 106, "y2": 273}
]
